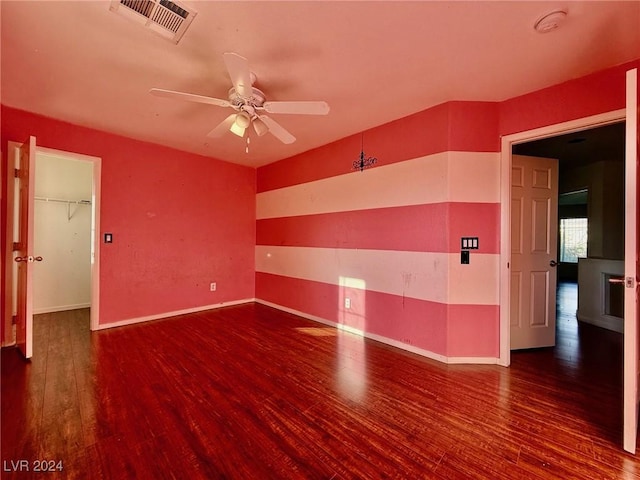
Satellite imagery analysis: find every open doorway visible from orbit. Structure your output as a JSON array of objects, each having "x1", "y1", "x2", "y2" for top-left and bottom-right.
[
  {"x1": 33, "y1": 151, "x2": 94, "y2": 318},
  {"x1": 498, "y1": 109, "x2": 627, "y2": 365},
  {"x1": 513, "y1": 121, "x2": 625, "y2": 337},
  {"x1": 4, "y1": 140, "x2": 101, "y2": 357}
]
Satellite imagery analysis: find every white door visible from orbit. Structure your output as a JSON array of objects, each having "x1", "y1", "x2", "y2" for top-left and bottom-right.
[
  {"x1": 510, "y1": 154, "x2": 559, "y2": 350},
  {"x1": 15, "y1": 136, "x2": 37, "y2": 359},
  {"x1": 623, "y1": 68, "x2": 639, "y2": 454}
]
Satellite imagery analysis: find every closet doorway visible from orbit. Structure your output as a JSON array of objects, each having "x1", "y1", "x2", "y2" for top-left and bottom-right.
[
  {"x1": 6, "y1": 138, "x2": 102, "y2": 356},
  {"x1": 33, "y1": 151, "x2": 94, "y2": 317}
]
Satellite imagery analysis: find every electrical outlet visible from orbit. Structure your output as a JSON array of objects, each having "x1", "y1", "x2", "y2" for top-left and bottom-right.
[
  {"x1": 345, "y1": 298, "x2": 351, "y2": 309},
  {"x1": 210, "y1": 282, "x2": 217, "y2": 291}
]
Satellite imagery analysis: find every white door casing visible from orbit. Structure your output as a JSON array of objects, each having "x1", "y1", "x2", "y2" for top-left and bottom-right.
[
  {"x1": 623, "y1": 67, "x2": 638, "y2": 454},
  {"x1": 4, "y1": 141, "x2": 102, "y2": 353},
  {"x1": 500, "y1": 109, "x2": 625, "y2": 367}
]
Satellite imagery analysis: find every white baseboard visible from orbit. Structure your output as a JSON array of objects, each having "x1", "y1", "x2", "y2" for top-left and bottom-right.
[
  {"x1": 94, "y1": 298, "x2": 255, "y2": 331},
  {"x1": 34, "y1": 303, "x2": 91, "y2": 315},
  {"x1": 1, "y1": 324, "x2": 16, "y2": 348},
  {"x1": 256, "y1": 299, "x2": 498, "y2": 365},
  {"x1": 577, "y1": 311, "x2": 624, "y2": 333}
]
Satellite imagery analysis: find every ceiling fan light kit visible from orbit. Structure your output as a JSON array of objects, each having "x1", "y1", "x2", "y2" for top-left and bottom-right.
[
  {"x1": 252, "y1": 117, "x2": 269, "y2": 137},
  {"x1": 234, "y1": 111, "x2": 251, "y2": 129},
  {"x1": 230, "y1": 112, "x2": 250, "y2": 137},
  {"x1": 150, "y1": 52, "x2": 330, "y2": 148}
]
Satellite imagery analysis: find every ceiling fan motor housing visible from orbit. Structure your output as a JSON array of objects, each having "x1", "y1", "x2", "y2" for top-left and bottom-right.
[{"x1": 228, "y1": 87, "x2": 266, "y2": 110}]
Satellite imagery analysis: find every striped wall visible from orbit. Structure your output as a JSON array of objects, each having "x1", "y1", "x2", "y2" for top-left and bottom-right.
[{"x1": 256, "y1": 102, "x2": 501, "y2": 362}]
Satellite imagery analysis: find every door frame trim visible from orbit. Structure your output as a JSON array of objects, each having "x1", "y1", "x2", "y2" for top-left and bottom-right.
[
  {"x1": 499, "y1": 108, "x2": 626, "y2": 367},
  {"x1": 3, "y1": 142, "x2": 101, "y2": 340},
  {"x1": 622, "y1": 67, "x2": 638, "y2": 454},
  {"x1": 37, "y1": 147, "x2": 101, "y2": 331},
  {"x1": 3, "y1": 141, "x2": 20, "y2": 345}
]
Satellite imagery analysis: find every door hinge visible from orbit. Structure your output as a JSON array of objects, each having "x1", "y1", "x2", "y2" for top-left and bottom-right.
[
  {"x1": 11, "y1": 315, "x2": 17, "y2": 325},
  {"x1": 12, "y1": 242, "x2": 22, "y2": 251},
  {"x1": 14, "y1": 168, "x2": 19, "y2": 178},
  {"x1": 626, "y1": 277, "x2": 636, "y2": 289}
]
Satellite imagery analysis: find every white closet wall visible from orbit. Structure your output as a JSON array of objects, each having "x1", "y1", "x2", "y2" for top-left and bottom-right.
[{"x1": 34, "y1": 153, "x2": 93, "y2": 313}]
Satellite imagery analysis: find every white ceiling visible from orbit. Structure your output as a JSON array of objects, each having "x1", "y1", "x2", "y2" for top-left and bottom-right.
[{"x1": 2, "y1": 1, "x2": 639, "y2": 167}]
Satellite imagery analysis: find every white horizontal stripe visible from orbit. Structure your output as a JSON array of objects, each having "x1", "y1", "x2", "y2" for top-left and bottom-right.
[
  {"x1": 256, "y1": 152, "x2": 448, "y2": 219},
  {"x1": 448, "y1": 151, "x2": 500, "y2": 203},
  {"x1": 449, "y1": 253, "x2": 500, "y2": 305},
  {"x1": 255, "y1": 246, "x2": 498, "y2": 305},
  {"x1": 257, "y1": 151, "x2": 499, "y2": 220}
]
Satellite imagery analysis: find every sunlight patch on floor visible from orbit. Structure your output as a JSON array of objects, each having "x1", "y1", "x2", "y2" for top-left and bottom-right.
[{"x1": 294, "y1": 327, "x2": 337, "y2": 337}]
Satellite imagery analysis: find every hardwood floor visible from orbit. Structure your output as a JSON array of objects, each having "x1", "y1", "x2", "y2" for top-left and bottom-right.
[{"x1": 2, "y1": 285, "x2": 639, "y2": 479}]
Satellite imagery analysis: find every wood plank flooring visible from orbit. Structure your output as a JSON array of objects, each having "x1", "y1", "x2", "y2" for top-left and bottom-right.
[{"x1": 2, "y1": 283, "x2": 639, "y2": 479}]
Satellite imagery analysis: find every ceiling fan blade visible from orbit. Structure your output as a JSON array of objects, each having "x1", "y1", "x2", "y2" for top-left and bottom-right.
[
  {"x1": 150, "y1": 88, "x2": 231, "y2": 108},
  {"x1": 207, "y1": 114, "x2": 237, "y2": 138},
  {"x1": 259, "y1": 115, "x2": 296, "y2": 144},
  {"x1": 263, "y1": 101, "x2": 330, "y2": 115},
  {"x1": 223, "y1": 52, "x2": 253, "y2": 99}
]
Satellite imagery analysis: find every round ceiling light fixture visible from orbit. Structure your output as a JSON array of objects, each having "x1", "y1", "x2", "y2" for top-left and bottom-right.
[{"x1": 534, "y1": 9, "x2": 567, "y2": 33}]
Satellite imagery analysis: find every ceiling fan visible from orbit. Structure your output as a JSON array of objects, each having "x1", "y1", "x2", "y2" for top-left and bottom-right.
[{"x1": 149, "y1": 52, "x2": 330, "y2": 145}]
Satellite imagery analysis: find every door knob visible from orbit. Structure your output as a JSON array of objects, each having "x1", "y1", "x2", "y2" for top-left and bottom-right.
[
  {"x1": 14, "y1": 256, "x2": 43, "y2": 263},
  {"x1": 550, "y1": 260, "x2": 558, "y2": 267}
]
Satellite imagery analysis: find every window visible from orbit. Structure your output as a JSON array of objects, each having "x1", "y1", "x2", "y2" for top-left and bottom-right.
[{"x1": 560, "y1": 218, "x2": 588, "y2": 263}]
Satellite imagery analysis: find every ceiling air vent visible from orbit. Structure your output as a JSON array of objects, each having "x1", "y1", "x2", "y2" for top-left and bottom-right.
[{"x1": 110, "y1": 0, "x2": 197, "y2": 44}]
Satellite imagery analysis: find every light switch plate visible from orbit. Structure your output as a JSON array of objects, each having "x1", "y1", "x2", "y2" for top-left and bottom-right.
[{"x1": 461, "y1": 237, "x2": 479, "y2": 250}]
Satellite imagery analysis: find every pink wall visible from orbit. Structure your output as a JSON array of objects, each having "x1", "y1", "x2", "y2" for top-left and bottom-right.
[
  {"x1": 500, "y1": 60, "x2": 638, "y2": 135},
  {"x1": 1, "y1": 106, "x2": 256, "y2": 341},
  {"x1": 256, "y1": 101, "x2": 501, "y2": 359}
]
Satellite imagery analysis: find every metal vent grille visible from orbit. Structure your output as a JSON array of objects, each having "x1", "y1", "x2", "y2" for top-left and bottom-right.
[
  {"x1": 110, "y1": 0, "x2": 196, "y2": 43},
  {"x1": 120, "y1": 0, "x2": 155, "y2": 17}
]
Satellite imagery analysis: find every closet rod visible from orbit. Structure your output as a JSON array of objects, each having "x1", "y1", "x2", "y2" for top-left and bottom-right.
[{"x1": 35, "y1": 196, "x2": 91, "y2": 205}]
